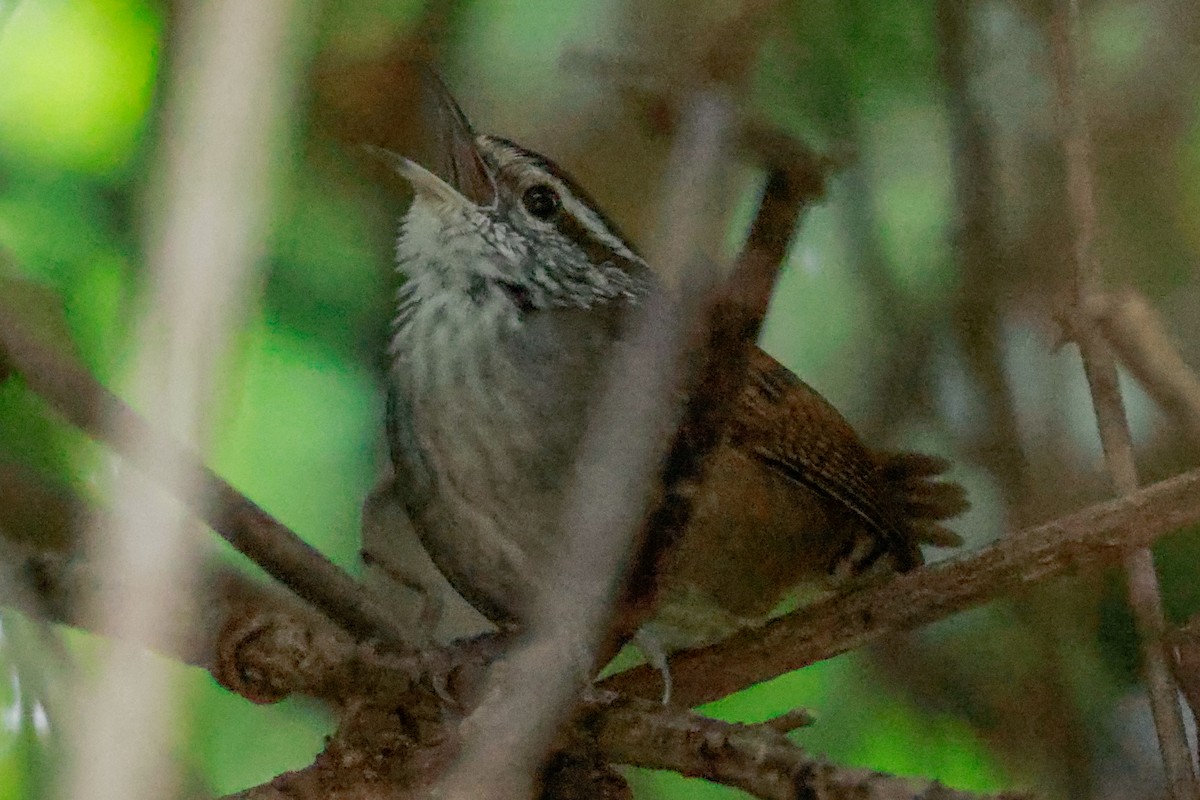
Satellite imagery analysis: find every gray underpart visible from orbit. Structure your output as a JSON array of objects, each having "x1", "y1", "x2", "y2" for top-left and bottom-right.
[{"x1": 360, "y1": 474, "x2": 491, "y2": 645}]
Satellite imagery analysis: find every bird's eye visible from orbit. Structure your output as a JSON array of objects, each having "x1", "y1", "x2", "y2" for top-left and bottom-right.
[{"x1": 521, "y1": 184, "x2": 560, "y2": 220}]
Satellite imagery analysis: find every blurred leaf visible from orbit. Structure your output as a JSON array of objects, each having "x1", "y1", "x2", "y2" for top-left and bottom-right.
[
  {"x1": 0, "y1": 726, "x2": 33, "y2": 800},
  {"x1": 759, "y1": 202, "x2": 886, "y2": 417},
  {"x1": 1156, "y1": 525, "x2": 1200, "y2": 624},
  {"x1": 0, "y1": 0, "x2": 160, "y2": 175},
  {"x1": 212, "y1": 319, "x2": 381, "y2": 569},
  {"x1": 0, "y1": 171, "x2": 135, "y2": 381},
  {"x1": 264, "y1": 164, "x2": 393, "y2": 363}
]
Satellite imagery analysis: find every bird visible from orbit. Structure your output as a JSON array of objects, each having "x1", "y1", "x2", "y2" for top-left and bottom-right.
[{"x1": 373, "y1": 75, "x2": 967, "y2": 657}]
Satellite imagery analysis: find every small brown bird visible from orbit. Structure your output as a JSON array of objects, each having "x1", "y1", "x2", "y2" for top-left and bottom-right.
[{"x1": 376, "y1": 77, "x2": 966, "y2": 654}]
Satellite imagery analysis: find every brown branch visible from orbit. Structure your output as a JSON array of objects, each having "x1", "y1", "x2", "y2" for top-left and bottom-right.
[
  {"x1": 203, "y1": 600, "x2": 1024, "y2": 800},
  {"x1": 602, "y1": 466, "x2": 1200, "y2": 707},
  {"x1": 26, "y1": 542, "x2": 998, "y2": 800},
  {"x1": 585, "y1": 694, "x2": 1029, "y2": 800},
  {"x1": 1050, "y1": 3, "x2": 1198, "y2": 797},
  {"x1": 215, "y1": 682, "x2": 1015, "y2": 800},
  {"x1": 0, "y1": 294, "x2": 411, "y2": 650}
]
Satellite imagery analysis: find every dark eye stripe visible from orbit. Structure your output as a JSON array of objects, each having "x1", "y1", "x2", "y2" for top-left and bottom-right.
[
  {"x1": 554, "y1": 208, "x2": 644, "y2": 275},
  {"x1": 487, "y1": 136, "x2": 642, "y2": 257}
]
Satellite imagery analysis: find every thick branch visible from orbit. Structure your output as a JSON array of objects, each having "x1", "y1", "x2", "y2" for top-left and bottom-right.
[{"x1": 602, "y1": 467, "x2": 1200, "y2": 706}]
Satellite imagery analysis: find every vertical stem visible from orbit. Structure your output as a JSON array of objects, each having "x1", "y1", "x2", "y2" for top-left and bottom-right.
[
  {"x1": 1051, "y1": 2, "x2": 1198, "y2": 797},
  {"x1": 58, "y1": 3, "x2": 301, "y2": 800},
  {"x1": 433, "y1": 92, "x2": 736, "y2": 800}
]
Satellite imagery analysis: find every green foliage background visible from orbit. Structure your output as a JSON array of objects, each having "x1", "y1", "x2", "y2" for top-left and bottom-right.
[{"x1": 0, "y1": 1, "x2": 1198, "y2": 798}]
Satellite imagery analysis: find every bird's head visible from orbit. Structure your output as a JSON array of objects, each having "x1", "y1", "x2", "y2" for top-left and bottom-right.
[{"x1": 378, "y1": 75, "x2": 648, "y2": 314}]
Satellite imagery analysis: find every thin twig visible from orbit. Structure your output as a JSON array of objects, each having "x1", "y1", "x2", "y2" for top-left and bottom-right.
[
  {"x1": 1050, "y1": 4, "x2": 1196, "y2": 797},
  {"x1": 759, "y1": 707, "x2": 817, "y2": 734},
  {"x1": 602, "y1": 466, "x2": 1200, "y2": 707}
]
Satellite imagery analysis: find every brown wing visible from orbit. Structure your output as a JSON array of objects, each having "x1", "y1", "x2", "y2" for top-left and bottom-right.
[{"x1": 726, "y1": 347, "x2": 967, "y2": 573}]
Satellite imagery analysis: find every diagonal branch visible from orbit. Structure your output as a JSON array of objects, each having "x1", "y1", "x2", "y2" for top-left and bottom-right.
[
  {"x1": 602, "y1": 466, "x2": 1200, "y2": 707},
  {"x1": 0, "y1": 295, "x2": 410, "y2": 650},
  {"x1": 585, "y1": 694, "x2": 1030, "y2": 800}
]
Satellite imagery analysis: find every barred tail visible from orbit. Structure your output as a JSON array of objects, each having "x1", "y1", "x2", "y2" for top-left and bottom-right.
[{"x1": 877, "y1": 452, "x2": 969, "y2": 550}]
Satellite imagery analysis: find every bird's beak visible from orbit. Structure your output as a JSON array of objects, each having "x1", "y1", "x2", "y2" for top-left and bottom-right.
[
  {"x1": 368, "y1": 69, "x2": 498, "y2": 209},
  {"x1": 365, "y1": 146, "x2": 470, "y2": 207},
  {"x1": 421, "y1": 70, "x2": 497, "y2": 207}
]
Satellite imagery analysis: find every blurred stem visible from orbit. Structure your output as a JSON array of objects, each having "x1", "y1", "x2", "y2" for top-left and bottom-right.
[
  {"x1": 936, "y1": 0, "x2": 1027, "y2": 500},
  {"x1": 935, "y1": 3, "x2": 1098, "y2": 796},
  {"x1": 1051, "y1": 2, "x2": 1198, "y2": 798},
  {"x1": 59, "y1": 4, "x2": 304, "y2": 800}
]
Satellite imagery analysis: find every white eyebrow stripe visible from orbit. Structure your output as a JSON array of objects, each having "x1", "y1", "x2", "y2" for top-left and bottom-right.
[
  {"x1": 509, "y1": 163, "x2": 640, "y2": 260},
  {"x1": 555, "y1": 190, "x2": 640, "y2": 263},
  {"x1": 482, "y1": 136, "x2": 646, "y2": 267}
]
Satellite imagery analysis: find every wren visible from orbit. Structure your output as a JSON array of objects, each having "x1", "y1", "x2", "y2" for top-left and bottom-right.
[{"x1": 375, "y1": 76, "x2": 967, "y2": 653}]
